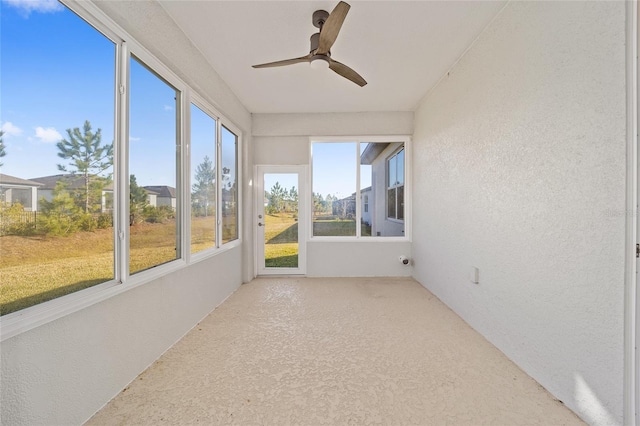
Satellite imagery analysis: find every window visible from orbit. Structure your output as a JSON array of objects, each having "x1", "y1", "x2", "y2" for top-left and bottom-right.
[
  {"x1": 190, "y1": 103, "x2": 217, "y2": 255},
  {"x1": 312, "y1": 139, "x2": 407, "y2": 238},
  {"x1": 387, "y1": 148, "x2": 404, "y2": 221},
  {"x1": 311, "y1": 142, "x2": 357, "y2": 237},
  {"x1": 0, "y1": 2, "x2": 116, "y2": 315},
  {"x1": 129, "y1": 56, "x2": 180, "y2": 274},
  {"x1": 0, "y1": 1, "x2": 242, "y2": 320},
  {"x1": 221, "y1": 125, "x2": 239, "y2": 244}
]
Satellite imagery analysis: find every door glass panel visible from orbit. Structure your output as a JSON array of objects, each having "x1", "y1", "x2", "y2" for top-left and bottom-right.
[{"x1": 263, "y1": 173, "x2": 298, "y2": 268}]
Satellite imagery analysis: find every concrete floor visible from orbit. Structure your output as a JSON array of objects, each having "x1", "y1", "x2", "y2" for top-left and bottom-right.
[{"x1": 87, "y1": 277, "x2": 583, "y2": 425}]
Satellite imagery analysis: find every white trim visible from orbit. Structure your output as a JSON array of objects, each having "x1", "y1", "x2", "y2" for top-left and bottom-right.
[
  {"x1": 626, "y1": 1, "x2": 639, "y2": 425},
  {"x1": 255, "y1": 165, "x2": 307, "y2": 276},
  {"x1": 309, "y1": 135, "x2": 412, "y2": 241}
]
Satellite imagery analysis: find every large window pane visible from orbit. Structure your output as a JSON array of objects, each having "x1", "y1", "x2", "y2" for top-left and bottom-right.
[
  {"x1": 190, "y1": 104, "x2": 216, "y2": 254},
  {"x1": 0, "y1": 3, "x2": 115, "y2": 315},
  {"x1": 360, "y1": 142, "x2": 405, "y2": 237},
  {"x1": 129, "y1": 56, "x2": 179, "y2": 274},
  {"x1": 312, "y1": 142, "x2": 356, "y2": 237},
  {"x1": 221, "y1": 125, "x2": 238, "y2": 244}
]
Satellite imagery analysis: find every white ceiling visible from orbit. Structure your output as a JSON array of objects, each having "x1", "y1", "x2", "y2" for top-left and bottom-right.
[{"x1": 159, "y1": 1, "x2": 506, "y2": 114}]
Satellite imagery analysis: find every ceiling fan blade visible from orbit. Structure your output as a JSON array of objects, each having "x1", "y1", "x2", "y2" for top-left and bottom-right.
[
  {"x1": 252, "y1": 54, "x2": 311, "y2": 68},
  {"x1": 316, "y1": 1, "x2": 350, "y2": 55},
  {"x1": 329, "y1": 58, "x2": 367, "y2": 87}
]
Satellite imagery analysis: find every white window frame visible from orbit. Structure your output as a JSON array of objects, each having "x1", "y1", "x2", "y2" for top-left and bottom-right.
[
  {"x1": 0, "y1": 0, "x2": 242, "y2": 341},
  {"x1": 309, "y1": 135, "x2": 411, "y2": 242}
]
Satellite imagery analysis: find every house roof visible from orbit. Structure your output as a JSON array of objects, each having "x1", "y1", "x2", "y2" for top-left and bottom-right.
[
  {"x1": 30, "y1": 174, "x2": 83, "y2": 190},
  {"x1": 143, "y1": 186, "x2": 176, "y2": 198},
  {"x1": 360, "y1": 143, "x2": 390, "y2": 165},
  {"x1": 0, "y1": 173, "x2": 44, "y2": 187}
]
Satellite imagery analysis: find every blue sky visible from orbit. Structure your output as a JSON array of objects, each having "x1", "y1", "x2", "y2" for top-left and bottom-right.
[
  {"x1": 1, "y1": 0, "x2": 116, "y2": 179},
  {"x1": 1, "y1": 0, "x2": 358, "y2": 198},
  {"x1": 1, "y1": 0, "x2": 238, "y2": 190}
]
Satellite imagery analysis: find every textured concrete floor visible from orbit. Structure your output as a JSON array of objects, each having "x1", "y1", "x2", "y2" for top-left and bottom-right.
[{"x1": 87, "y1": 277, "x2": 583, "y2": 425}]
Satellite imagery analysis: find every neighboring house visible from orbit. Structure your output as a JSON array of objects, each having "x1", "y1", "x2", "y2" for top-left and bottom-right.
[
  {"x1": 0, "y1": 174, "x2": 43, "y2": 211},
  {"x1": 360, "y1": 186, "x2": 372, "y2": 226},
  {"x1": 143, "y1": 185, "x2": 176, "y2": 210},
  {"x1": 30, "y1": 174, "x2": 113, "y2": 212},
  {"x1": 332, "y1": 193, "x2": 356, "y2": 218},
  {"x1": 360, "y1": 142, "x2": 405, "y2": 237}
]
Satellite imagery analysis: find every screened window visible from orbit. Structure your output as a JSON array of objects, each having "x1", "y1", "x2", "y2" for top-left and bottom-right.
[
  {"x1": 221, "y1": 125, "x2": 238, "y2": 244},
  {"x1": 0, "y1": 0, "x2": 241, "y2": 320},
  {"x1": 129, "y1": 56, "x2": 180, "y2": 274},
  {"x1": 190, "y1": 104, "x2": 217, "y2": 254},
  {"x1": 312, "y1": 140, "x2": 406, "y2": 238},
  {"x1": 0, "y1": 2, "x2": 115, "y2": 315},
  {"x1": 312, "y1": 142, "x2": 357, "y2": 237}
]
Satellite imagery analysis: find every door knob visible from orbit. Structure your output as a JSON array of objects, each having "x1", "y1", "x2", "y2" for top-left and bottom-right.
[{"x1": 258, "y1": 222, "x2": 264, "y2": 227}]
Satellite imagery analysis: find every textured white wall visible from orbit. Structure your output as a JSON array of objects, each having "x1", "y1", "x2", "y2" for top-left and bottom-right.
[
  {"x1": 1, "y1": 248, "x2": 243, "y2": 425},
  {"x1": 253, "y1": 112, "x2": 413, "y2": 278},
  {"x1": 1, "y1": 2, "x2": 251, "y2": 424},
  {"x1": 412, "y1": 2, "x2": 626, "y2": 425}
]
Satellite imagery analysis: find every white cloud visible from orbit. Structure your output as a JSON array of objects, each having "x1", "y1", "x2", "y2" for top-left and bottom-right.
[
  {"x1": 35, "y1": 126, "x2": 62, "y2": 143},
  {"x1": 3, "y1": 0, "x2": 63, "y2": 16},
  {"x1": 163, "y1": 105, "x2": 174, "y2": 112},
  {"x1": 129, "y1": 136, "x2": 141, "y2": 142},
  {"x1": 1, "y1": 122, "x2": 23, "y2": 137}
]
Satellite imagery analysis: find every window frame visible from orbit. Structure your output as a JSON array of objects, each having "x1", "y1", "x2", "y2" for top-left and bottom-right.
[
  {"x1": 386, "y1": 147, "x2": 405, "y2": 223},
  {"x1": 0, "y1": 0, "x2": 243, "y2": 341},
  {"x1": 309, "y1": 135, "x2": 411, "y2": 242}
]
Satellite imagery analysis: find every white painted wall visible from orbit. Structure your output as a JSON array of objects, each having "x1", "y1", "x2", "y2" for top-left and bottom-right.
[
  {"x1": 1, "y1": 1, "x2": 251, "y2": 424},
  {"x1": 253, "y1": 112, "x2": 413, "y2": 278},
  {"x1": 411, "y1": 2, "x2": 626, "y2": 425}
]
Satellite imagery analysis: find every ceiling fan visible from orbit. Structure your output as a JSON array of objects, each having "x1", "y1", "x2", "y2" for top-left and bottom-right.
[{"x1": 252, "y1": 1, "x2": 367, "y2": 87}]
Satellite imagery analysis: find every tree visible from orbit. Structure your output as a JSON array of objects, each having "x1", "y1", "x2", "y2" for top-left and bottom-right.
[
  {"x1": 287, "y1": 186, "x2": 298, "y2": 212},
  {"x1": 192, "y1": 156, "x2": 216, "y2": 217},
  {"x1": 38, "y1": 181, "x2": 83, "y2": 236},
  {"x1": 268, "y1": 182, "x2": 287, "y2": 213},
  {"x1": 129, "y1": 175, "x2": 148, "y2": 225},
  {"x1": 0, "y1": 130, "x2": 6, "y2": 168},
  {"x1": 313, "y1": 192, "x2": 325, "y2": 215},
  {"x1": 56, "y1": 120, "x2": 113, "y2": 213}
]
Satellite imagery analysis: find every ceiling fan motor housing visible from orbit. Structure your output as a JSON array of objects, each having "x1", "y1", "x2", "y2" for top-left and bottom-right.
[{"x1": 312, "y1": 10, "x2": 329, "y2": 28}]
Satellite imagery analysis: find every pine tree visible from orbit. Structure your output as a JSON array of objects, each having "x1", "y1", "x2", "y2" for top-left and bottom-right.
[
  {"x1": 192, "y1": 156, "x2": 216, "y2": 217},
  {"x1": 129, "y1": 175, "x2": 148, "y2": 225},
  {"x1": 56, "y1": 120, "x2": 113, "y2": 213}
]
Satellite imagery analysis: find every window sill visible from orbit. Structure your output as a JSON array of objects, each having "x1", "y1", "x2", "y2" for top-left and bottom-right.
[{"x1": 308, "y1": 236, "x2": 410, "y2": 243}]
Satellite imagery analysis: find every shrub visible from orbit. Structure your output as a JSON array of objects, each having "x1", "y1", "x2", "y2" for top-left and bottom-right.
[
  {"x1": 0, "y1": 202, "x2": 38, "y2": 236},
  {"x1": 96, "y1": 213, "x2": 113, "y2": 229},
  {"x1": 143, "y1": 205, "x2": 175, "y2": 223}
]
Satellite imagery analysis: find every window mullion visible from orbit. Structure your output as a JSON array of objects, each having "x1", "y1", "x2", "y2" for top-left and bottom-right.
[
  {"x1": 356, "y1": 142, "x2": 361, "y2": 237},
  {"x1": 117, "y1": 41, "x2": 130, "y2": 283},
  {"x1": 216, "y1": 120, "x2": 222, "y2": 248}
]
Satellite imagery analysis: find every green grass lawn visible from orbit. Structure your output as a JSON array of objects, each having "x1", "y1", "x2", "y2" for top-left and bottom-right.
[
  {"x1": 0, "y1": 218, "x2": 220, "y2": 315},
  {"x1": 313, "y1": 218, "x2": 356, "y2": 236},
  {"x1": 263, "y1": 213, "x2": 298, "y2": 268},
  {"x1": 2, "y1": 213, "x2": 361, "y2": 314}
]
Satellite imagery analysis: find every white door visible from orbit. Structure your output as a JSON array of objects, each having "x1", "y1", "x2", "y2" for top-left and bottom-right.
[{"x1": 255, "y1": 165, "x2": 307, "y2": 275}]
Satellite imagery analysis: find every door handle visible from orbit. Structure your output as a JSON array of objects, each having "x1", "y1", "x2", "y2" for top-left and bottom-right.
[{"x1": 258, "y1": 222, "x2": 264, "y2": 227}]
